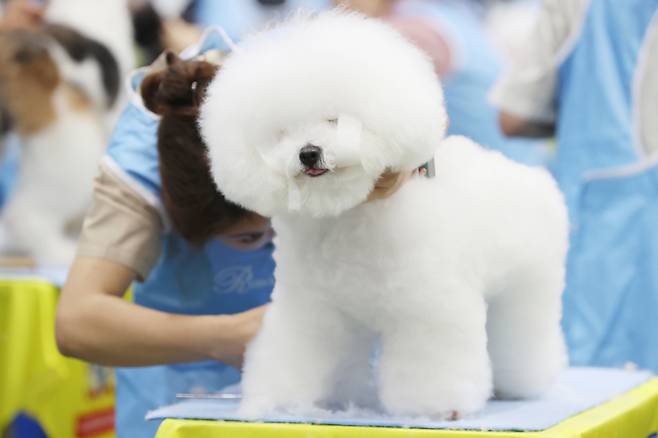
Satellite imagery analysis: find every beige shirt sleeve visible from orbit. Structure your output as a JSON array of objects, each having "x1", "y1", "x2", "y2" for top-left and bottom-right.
[
  {"x1": 489, "y1": 0, "x2": 589, "y2": 123},
  {"x1": 76, "y1": 161, "x2": 163, "y2": 281}
]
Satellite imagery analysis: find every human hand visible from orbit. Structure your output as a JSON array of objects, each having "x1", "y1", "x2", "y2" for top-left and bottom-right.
[
  {"x1": 210, "y1": 305, "x2": 268, "y2": 369},
  {"x1": 0, "y1": 0, "x2": 47, "y2": 31},
  {"x1": 367, "y1": 170, "x2": 414, "y2": 202}
]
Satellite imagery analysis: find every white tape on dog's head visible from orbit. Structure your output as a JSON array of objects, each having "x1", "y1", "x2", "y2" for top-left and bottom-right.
[{"x1": 325, "y1": 113, "x2": 363, "y2": 170}]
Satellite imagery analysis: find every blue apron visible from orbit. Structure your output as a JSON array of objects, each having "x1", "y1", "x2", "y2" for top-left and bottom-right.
[
  {"x1": 396, "y1": 0, "x2": 549, "y2": 165},
  {"x1": 106, "y1": 30, "x2": 275, "y2": 438},
  {"x1": 554, "y1": 0, "x2": 658, "y2": 371}
]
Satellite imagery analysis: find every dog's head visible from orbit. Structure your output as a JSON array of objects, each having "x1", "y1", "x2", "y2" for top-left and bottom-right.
[{"x1": 200, "y1": 11, "x2": 447, "y2": 218}]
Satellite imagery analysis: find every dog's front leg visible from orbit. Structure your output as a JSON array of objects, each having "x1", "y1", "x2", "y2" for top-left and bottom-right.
[
  {"x1": 239, "y1": 292, "x2": 350, "y2": 417},
  {"x1": 378, "y1": 284, "x2": 492, "y2": 419}
]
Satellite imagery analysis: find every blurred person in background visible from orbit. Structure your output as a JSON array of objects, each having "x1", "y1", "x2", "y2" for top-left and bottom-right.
[
  {"x1": 492, "y1": 0, "x2": 658, "y2": 372},
  {"x1": 485, "y1": 0, "x2": 542, "y2": 65},
  {"x1": 339, "y1": 0, "x2": 549, "y2": 165}
]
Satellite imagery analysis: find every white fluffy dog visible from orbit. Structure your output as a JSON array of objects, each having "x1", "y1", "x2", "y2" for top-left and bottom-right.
[{"x1": 201, "y1": 11, "x2": 569, "y2": 419}]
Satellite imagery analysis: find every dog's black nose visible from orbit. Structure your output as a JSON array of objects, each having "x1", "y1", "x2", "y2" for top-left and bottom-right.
[{"x1": 299, "y1": 145, "x2": 322, "y2": 167}]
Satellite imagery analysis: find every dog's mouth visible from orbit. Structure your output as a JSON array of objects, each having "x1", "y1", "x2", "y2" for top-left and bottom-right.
[{"x1": 303, "y1": 167, "x2": 329, "y2": 177}]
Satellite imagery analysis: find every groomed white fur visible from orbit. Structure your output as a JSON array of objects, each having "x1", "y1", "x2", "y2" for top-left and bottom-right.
[{"x1": 201, "y1": 11, "x2": 568, "y2": 419}]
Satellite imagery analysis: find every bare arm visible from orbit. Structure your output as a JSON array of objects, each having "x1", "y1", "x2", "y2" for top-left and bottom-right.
[
  {"x1": 499, "y1": 111, "x2": 555, "y2": 139},
  {"x1": 56, "y1": 256, "x2": 265, "y2": 368}
]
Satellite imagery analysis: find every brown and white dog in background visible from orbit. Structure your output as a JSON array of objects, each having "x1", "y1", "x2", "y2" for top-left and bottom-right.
[{"x1": 0, "y1": 23, "x2": 121, "y2": 265}]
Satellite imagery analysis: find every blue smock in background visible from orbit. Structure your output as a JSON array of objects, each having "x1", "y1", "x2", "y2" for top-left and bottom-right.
[
  {"x1": 397, "y1": 0, "x2": 549, "y2": 166},
  {"x1": 552, "y1": 0, "x2": 658, "y2": 372},
  {"x1": 105, "y1": 30, "x2": 275, "y2": 437}
]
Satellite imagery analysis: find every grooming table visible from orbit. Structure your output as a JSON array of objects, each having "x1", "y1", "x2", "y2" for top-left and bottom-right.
[{"x1": 149, "y1": 368, "x2": 658, "y2": 437}]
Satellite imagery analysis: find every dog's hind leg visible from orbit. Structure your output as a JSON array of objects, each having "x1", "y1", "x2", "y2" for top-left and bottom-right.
[
  {"x1": 487, "y1": 267, "x2": 567, "y2": 399},
  {"x1": 239, "y1": 292, "x2": 356, "y2": 417}
]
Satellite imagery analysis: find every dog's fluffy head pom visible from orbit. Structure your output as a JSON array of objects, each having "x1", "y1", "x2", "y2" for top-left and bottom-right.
[{"x1": 200, "y1": 10, "x2": 447, "y2": 217}]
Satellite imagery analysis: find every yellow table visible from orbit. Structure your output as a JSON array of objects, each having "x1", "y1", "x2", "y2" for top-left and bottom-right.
[
  {"x1": 156, "y1": 379, "x2": 658, "y2": 438},
  {"x1": 0, "y1": 276, "x2": 116, "y2": 438}
]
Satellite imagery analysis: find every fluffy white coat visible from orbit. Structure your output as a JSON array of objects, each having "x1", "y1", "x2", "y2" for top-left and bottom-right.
[{"x1": 201, "y1": 11, "x2": 569, "y2": 419}]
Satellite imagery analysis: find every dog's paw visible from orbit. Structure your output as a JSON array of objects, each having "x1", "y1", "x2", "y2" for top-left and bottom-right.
[
  {"x1": 424, "y1": 410, "x2": 463, "y2": 422},
  {"x1": 380, "y1": 378, "x2": 489, "y2": 420}
]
